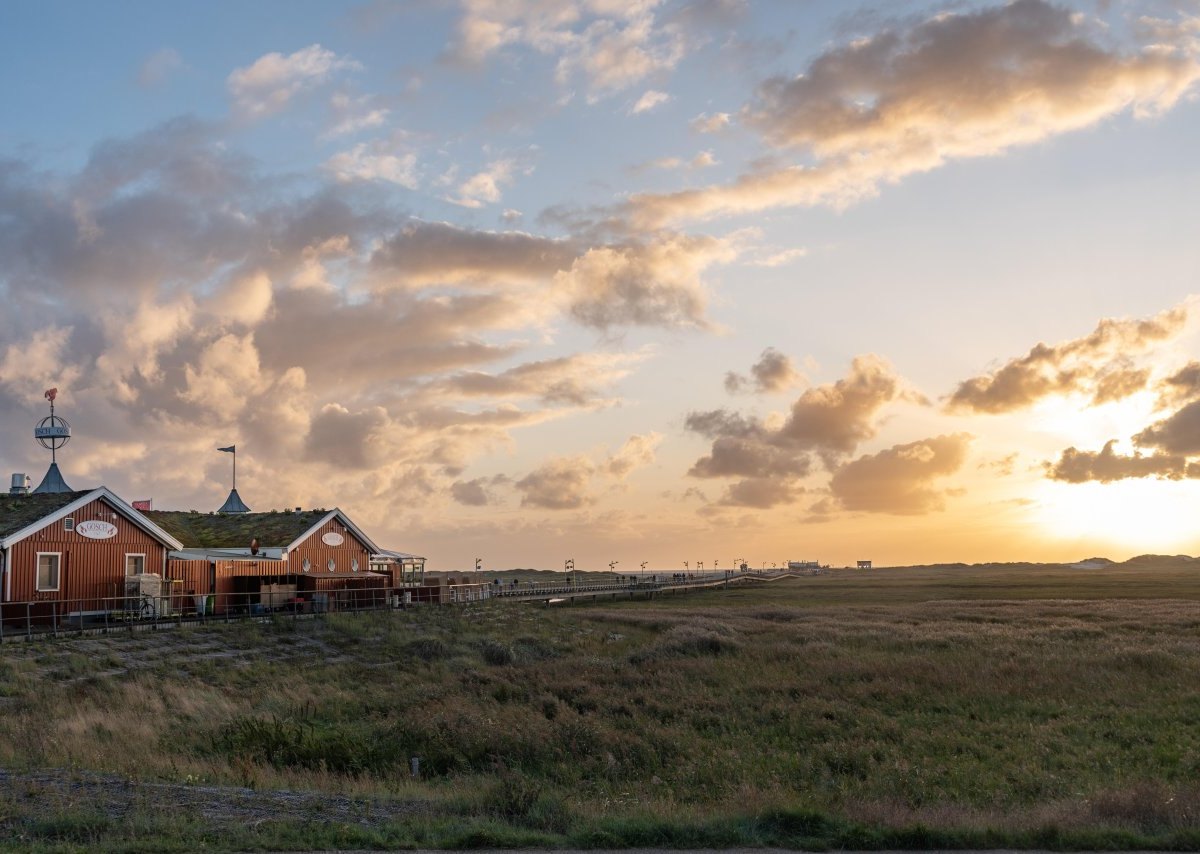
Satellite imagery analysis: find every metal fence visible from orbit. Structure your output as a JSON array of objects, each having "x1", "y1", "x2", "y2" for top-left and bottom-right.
[
  {"x1": 0, "y1": 586, "x2": 416, "y2": 641},
  {"x1": 0, "y1": 572, "x2": 745, "y2": 641}
]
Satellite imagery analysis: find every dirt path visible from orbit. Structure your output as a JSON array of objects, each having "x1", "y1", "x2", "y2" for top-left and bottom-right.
[{"x1": 0, "y1": 766, "x2": 430, "y2": 827}]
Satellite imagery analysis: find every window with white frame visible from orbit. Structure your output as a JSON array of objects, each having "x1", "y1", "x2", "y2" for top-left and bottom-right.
[
  {"x1": 36, "y1": 553, "x2": 61, "y2": 592},
  {"x1": 125, "y1": 554, "x2": 146, "y2": 577}
]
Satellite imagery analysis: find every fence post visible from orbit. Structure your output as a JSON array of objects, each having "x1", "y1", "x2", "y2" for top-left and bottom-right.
[{"x1": 26, "y1": 602, "x2": 31, "y2": 640}]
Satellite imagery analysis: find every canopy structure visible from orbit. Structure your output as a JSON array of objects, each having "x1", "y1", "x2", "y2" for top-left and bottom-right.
[
  {"x1": 217, "y1": 488, "x2": 250, "y2": 514},
  {"x1": 32, "y1": 462, "x2": 72, "y2": 494}
]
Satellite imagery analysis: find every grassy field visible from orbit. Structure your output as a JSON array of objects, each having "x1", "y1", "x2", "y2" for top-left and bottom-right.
[{"x1": 4, "y1": 560, "x2": 1200, "y2": 850}]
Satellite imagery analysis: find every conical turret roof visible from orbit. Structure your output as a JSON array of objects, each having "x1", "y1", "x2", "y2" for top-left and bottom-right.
[
  {"x1": 32, "y1": 462, "x2": 72, "y2": 494},
  {"x1": 218, "y1": 488, "x2": 250, "y2": 514}
]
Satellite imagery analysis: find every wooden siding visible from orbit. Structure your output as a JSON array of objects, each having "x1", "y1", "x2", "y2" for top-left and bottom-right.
[
  {"x1": 5, "y1": 496, "x2": 168, "y2": 606},
  {"x1": 166, "y1": 559, "x2": 212, "y2": 595},
  {"x1": 286, "y1": 516, "x2": 372, "y2": 578}
]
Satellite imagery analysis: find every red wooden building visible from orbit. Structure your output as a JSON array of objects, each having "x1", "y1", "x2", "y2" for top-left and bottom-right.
[
  {"x1": 0, "y1": 488, "x2": 184, "y2": 615},
  {"x1": 148, "y1": 507, "x2": 412, "y2": 613}
]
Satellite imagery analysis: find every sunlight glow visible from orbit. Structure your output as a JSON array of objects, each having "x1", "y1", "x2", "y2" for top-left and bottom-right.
[
  {"x1": 1031, "y1": 478, "x2": 1200, "y2": 554},
  {"x1": 1026, "y1": 392, "x2": 1159, "y2": 449}
]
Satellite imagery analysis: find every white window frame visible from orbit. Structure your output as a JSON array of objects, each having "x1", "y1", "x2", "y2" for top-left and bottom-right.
[
  {"x1": 125, "y1": 553, "x2": 146, "y2": 577},
  {"x1": 36, "y1": 552, "x2": 61, "y2": 592}
]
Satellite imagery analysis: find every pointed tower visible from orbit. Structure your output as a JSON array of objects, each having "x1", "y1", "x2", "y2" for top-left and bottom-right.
[
  {"x1": 32, "y1": 388, "x2": 73, "y2": 494},
  {"x1": 216, "y1": 445, "x2": 250, "y2": 513},
  {"x1": 218, "y1": 488, "x2": 250, "y2": 514}
]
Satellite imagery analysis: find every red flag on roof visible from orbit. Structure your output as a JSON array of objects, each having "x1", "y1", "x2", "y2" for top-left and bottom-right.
[
  {"x1": 132, "y1": 500, "x2": 152, "y2": 511},
  {"x1": 44, "y1": 388, "x2": 57, "y2": 402}
]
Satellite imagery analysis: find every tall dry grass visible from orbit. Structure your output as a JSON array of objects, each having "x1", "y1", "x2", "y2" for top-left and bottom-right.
[{"x1": 3, "y1": 565, "x2": 1200, "y2": 847}]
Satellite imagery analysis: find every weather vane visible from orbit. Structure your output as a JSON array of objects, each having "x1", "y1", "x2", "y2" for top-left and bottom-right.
[{"x1": 31, "y1": 387, "x2": 73, "y2": 493}]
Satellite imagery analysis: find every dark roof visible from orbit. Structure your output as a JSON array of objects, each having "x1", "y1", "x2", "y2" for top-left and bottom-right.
[
  {"x1": 32, "y1": 462, "x2": 73, "y2": 494},
  {"x1": 144, "y1": 509, "x2": 331, "y2": 549},
  {"x1": 217, "y1": 488, "x2": 251, "y2": 514},
  {"x1": 0, "y1": 490, "x2": 91, "y2": 539}
]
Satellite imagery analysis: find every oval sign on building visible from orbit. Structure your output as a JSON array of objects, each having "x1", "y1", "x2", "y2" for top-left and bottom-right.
[
  {"x1": 321, "y1": 532, "x2": 345, "y2": 547},
  {"x1": 77, "y1": 520, "x2": 118, "y2": 540}
]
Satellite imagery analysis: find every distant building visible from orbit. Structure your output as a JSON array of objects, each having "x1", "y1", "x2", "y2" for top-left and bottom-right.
[
  {"x1": 787, "y1": 560, "x2": 819, "y2": 569},
  {"x1": 857, "y1": 560, "x2": 872, "y2": 569}
]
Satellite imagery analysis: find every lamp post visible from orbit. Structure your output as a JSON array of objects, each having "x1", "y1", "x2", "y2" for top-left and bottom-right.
[
  {"x1": 474, "y1": 557, "x2": 481, "y2": 575},
  {"x1": 565, "y1": 558, "x2": 575, "y2": 588}
]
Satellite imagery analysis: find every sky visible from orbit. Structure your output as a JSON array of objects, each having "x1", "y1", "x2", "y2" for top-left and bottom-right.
[{"x1": 2, "y1": 0, "x2": 1200, "y2": 571}]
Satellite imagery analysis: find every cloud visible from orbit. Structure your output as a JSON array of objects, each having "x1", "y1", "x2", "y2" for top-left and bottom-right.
[
  {"x1": 691, "y1": 354, "x2": 907, "y2": 459},
  {"x1": 631, "y1": 89, "x2": 670, "y2": 113},
  {"x1": 304, "y1": 403, "x2": 391, "y2": 469},
  {"x1": 451, "y1": 474, "x2": 510, "y2": 506},
  {"x1": 324, "y1": 91, "x2": 390, "y2": 138},
  {"x1": 555, "y1": 232, "x2": 733, "y2": 330},
  {"x1": 326, "y1": 142, "x2": 418, "y2": 187},
  {"x1": 724, "y1": 347, "x2": 802, "y2": 394},
  {"x1": 1046, "y1": 439, "x2": 1196, "y2": 483},
  {"x1": 606, "y1": 432, "x2": 662, "y2": 478},
  {"x1": 228, "y1": 44, "x2": 362, "y2": 119},
  {"x1": 718, "y1": 477, "x2": 802, "y2": 509},
  {"x1": 137, "y1": 48, "x2": 183, "y2": 89},
  {"x1": 748, "y1": 247, "x2": 806, "y2": 268},
  {"x1": 947, "y1": 304, "x2": 1187, "y2": 413},
  {"x1": 690, "y1": 111, "x2": 731, "y2": 133},
  {"x1": 688, "y1": 436, "x2": 810, "y2": 479},
  {"x1": 447, "y1": 0, "x2": 685, "y2": 98},
  {"x1": 686, "y1": 355, "x2": 914, "y2": 510},
  {"x1": 370, "y1": 219, "x2": 578, "y2": 288},
  {"x1": 1155, "y1": 360, "x2": 1200, "y2": 406},
  {"x1": 515, "y1": 455, "x2": 597, "y2": 509},
  {"x1": 1134, "y1": 400, "x2": 1200, "y2": 456},
  {"x1": 435, "y1": 351, "x2": 642, "y2": 406},
  {"x1": 626, "y1": 0, "x2": 1200, "y2": 226},
  {"x1": 1091, "y1": 363, "x2": 1151, "y2": 406},
  {"x1": 829, "y1": 433, "x2": 972, "y2": 514},
  {"x1": 0, "y1": 121, "x2": 698, "y2": 537},
  {"x1": 630, "y1": 151, "x2": 717, "y2": 172},
  {"x1": 447, "y1": 158, "x2": 518, "y2": 208},
  {"x1": 775, "y1": 354, "x2": 907, "y2": 455}
]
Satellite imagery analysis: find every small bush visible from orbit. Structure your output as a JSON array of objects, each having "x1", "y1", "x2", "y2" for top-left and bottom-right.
[
  {"x1": 479, "y1": 639, "x2": 515, "y2": 666},
  {"x1": 405, "y1": 637, "x2": 449, "y2": 662}
]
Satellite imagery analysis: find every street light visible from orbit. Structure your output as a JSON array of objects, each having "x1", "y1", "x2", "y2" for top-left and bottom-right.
[
  {"x1": 474, "y1": 557, "x2": 481, "y2": 574},
  {"x1": 565, "y1": 558, "x2": 575, "y2": 587}
]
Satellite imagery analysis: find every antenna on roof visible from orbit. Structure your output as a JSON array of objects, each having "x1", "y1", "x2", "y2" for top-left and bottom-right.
[{"x1": 33, "y1": 387, "x2": 73, "y2": 494}]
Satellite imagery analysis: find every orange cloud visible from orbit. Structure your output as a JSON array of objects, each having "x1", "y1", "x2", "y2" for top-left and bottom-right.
[
  {"x1": 947, "y1": 305, "x2": 1186, "y2": 413},
  {"x1": 625, "y1": 0, "x2": 1200, "y2": 227},
  {"x1": 829, "y1": 433, "x2": 972, "y2": 515}
]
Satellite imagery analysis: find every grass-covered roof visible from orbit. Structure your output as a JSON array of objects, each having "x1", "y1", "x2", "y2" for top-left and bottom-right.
[
  {"x1": 0, "y1": 491, "x2": 91, "y2": 539},
  {"x1": 144, "y1": 509, "x2": 331, "y2": 549}
]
